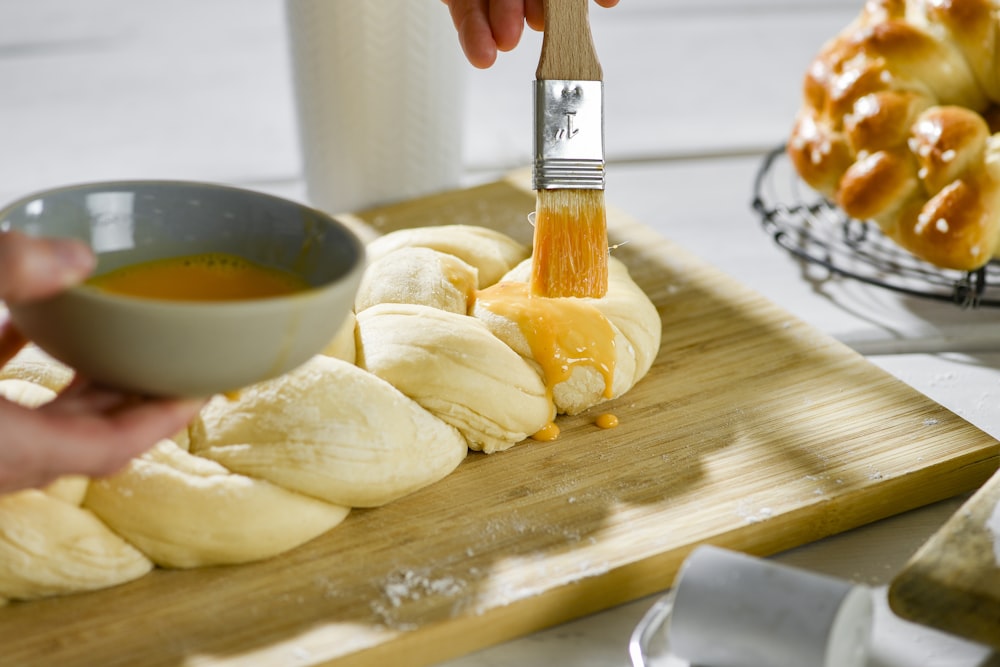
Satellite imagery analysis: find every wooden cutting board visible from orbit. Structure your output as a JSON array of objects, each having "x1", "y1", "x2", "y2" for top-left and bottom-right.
[
  {"x1": 889, "y1": 466, "x2": 1000, "y2": 649},
  {"x1": 2, "y1": 176, "x2": 998, "y2": 667}
]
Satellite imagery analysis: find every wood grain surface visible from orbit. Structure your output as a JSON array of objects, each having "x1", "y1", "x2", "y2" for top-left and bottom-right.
[
  {"x1": 1, "y1": 177, "x2": 997, "y2": 667},
  {"x1": 889, "y1": 467, "x2": 1000, "y2": 650},
  {"x1": 536, "y1": 0, "x2": 603, "y2": 81}
]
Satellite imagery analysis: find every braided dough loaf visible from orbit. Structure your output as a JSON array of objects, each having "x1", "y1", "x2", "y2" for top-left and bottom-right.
[
  {"x1": 0, "y1": 380, "x2": 152, "y2": 604},
  {"x1": 83, "y1": 439, "x2": 351, "y2": 568},
  {"x1": 354, "y1": 246, "x2": 479, "y2": 315},
  {"x1": 788, "y1": 0, "x2": 1000, "y2": 270},
  {"x1": 364, "y1": 224, "x2": 530, "y2": 287},
  {"x1": 356, "y1": 303, "x2": 552, "y2": 453},
  {"x1": 0, "y1": 345, "x2": 73, "y2": 394},
  {"x1": 189, "y1": 355, "x2": 469, "y2": 507},
  {"x1": 0, "y1": 490, "x2": 153, "y2": 605},
  {"x1": 474, "y1": 257, "x2": 661, "y2": 416},
  {"x1": 0, "y1": 221, "x2": 661, "y2": 603}
]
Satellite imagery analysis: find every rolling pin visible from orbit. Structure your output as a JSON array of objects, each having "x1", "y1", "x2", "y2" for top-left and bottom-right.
[{"x1": 889, "y1": 465, "x2": 1000, "y2": 650}]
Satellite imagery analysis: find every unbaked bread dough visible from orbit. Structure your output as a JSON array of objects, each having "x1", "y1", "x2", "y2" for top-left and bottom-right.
[
  {"x1": 83, "y1": 439, "x2": 350, "y2": 568},
  {"x1": 189, "y1": 354, "x2": 468, "y2": 506},
  {"x1": 354, "y1": 246, "x2": 478, "y2": 315},
  {"x1": 0, "y1": 378, "x2": 55, "y2": 408},
  {"x1": 0, "y1": 220, "x2": 663, "y2": 603},
  {"x1": 364, "y1": 224, "x2": 529, "y2": 288},
  {"x1": 0, "y1": 490, "x2": 153, "y2": 604},
  {"x1": 356, "y1": 303, "x2": 552, "y2": 453},
  {"x1": 472, "y1": 282, "x2": 637, "y2": 416},
  {"x1": 0, "y1": 345, "x2": 73, "y2": 393},
  {"x1": 585, "y1": 257, "x2": 662, "y2": 384},
  {"x1": 475, "y1": 257, "x2": 661, "y2": 414},
  {"x1": 41, "y1": 475, "x2": 90, "y2": 507},
  {"x1": 0, "y1": 375, "x2": 150, "y2": 604},
  {"x1": 321, "y1": 310, "x2": 358, "y2": 363}
]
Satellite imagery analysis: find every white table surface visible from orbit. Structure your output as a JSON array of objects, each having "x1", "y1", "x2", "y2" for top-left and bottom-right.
[{"x1": 2, "y1": 1, "x2": 999, "y2": 665}]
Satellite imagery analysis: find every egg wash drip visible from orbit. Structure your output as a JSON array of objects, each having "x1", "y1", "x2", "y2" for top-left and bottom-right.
[
  {"x1": 474, "y1": 281, "x2": 616, "y2": 441},
  {"x1": 87, "y1": 252, "x2": 310, "y2": 301}
]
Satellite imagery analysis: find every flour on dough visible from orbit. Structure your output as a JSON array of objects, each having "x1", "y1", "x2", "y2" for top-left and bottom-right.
[
  {"x1": 365, "y1": 224, "x2": 529, "y2": 288},
  {"x1": 355, "y1": 246, "x2": 478, "y2": 315},
  {"x1": 190, "y1": 354, "x2": 468, "y2": 506},
  {"x1": 84, "y1": 439, "x2": 350, "y2": 569},
  {"x1": 356, "y1": 303, "x2": 552, "y2": 453},
  {"x1": 0, "y1": 490, "x2": 152, "y2": 603},
  {"x1": 0, "y1": 345, "x2": 73, "y2": 393}
]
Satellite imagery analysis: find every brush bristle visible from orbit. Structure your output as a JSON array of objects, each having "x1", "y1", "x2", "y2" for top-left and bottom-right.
[{"x1": 530, "y1": 189, "x2": 609, "y2": 298}]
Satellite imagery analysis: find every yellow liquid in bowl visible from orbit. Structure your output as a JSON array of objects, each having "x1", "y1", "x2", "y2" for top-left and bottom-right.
[{"x1": 86, "y1": 252, "x2": 310, "y2": 301}]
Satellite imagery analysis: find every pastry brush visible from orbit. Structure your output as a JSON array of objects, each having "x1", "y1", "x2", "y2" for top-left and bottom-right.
[{"x1": 530, "y1": 0, "x2": 608, "y2": 298}]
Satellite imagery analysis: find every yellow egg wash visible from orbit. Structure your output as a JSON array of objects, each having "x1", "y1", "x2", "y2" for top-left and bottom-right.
[
  {"x1": 475, "y1": 281, "x2": 616, "y2": 403},
  {"x1": 531, "y1": 422, "x2": 561, "y2": 442},
  {"x1": 595, "y1": 413, "x2": 619, "y2": 429},
  {"x1": 87, "y1": 252, "x2": 310, "y2": 301}
]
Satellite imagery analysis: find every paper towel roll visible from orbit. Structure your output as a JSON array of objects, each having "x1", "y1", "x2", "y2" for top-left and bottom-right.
[
  {"x1": 667, "y1": 546, "x2": 873, "y2": 667},
  {"x1": 285, "y1": 0, "x2": 466, "y2": 214}
]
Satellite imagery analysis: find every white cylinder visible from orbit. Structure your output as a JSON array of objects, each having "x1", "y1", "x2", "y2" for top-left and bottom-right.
[
  {"x1": 667, "y1": 545, "x2": 873, "y2": 667},
  {"x1": 284, "y1": 0, "x2": 466, "y2": 214}
]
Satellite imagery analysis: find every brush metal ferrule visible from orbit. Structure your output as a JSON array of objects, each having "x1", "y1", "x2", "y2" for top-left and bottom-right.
[{"x1": 532, "y1": 79, "x2": 605, "y2": 191}]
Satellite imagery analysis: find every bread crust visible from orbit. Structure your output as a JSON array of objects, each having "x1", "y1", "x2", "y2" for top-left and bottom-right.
[{"x1": 788, "y1": 0, "x2": 1000, "y2": 270}]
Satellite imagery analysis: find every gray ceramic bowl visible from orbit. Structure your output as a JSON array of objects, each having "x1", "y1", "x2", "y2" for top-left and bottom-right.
[{"x1": 0, "y1": 180, "x2": 365, "y2": 397}]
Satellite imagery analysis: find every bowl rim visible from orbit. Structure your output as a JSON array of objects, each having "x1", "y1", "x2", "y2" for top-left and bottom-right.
[
  {"x1": 60, "y1": 276, "x2": 361, "y2": 313},
  {"x1": 0, "y1": 178, "x2": 367, "y2": 310}
]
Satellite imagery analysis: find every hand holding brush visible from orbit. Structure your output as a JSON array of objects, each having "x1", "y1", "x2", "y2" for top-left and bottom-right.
[{"x1": 440, "y1": 0, "x2": 619, "y2": 70}]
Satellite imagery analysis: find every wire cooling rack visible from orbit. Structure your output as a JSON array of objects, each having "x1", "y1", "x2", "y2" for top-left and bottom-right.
[{"x1": 752, "y1": 145, "x2": 1000, "y2": 309}]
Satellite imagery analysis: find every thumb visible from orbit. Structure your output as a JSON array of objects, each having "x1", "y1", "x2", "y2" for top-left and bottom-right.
[{"x1": 0, "y1": 230, "x2": 95, "y2": 304}]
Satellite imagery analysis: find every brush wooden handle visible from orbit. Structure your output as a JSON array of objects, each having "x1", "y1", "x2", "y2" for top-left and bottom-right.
[{"x1": 536, "y1": 0, "x2": 603, "y2": 81}]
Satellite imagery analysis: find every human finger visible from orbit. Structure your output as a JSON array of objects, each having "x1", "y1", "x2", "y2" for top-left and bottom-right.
[
  {"x1": 488, "y1": 0, "x2": 527, "y2": 52},
  {"x1": 0, "y1": 230, "x2": 95, "y2": 303},
  {"x1": 0, "y1": 399, "x2": 53, "y2": 492},
  {"x1": 524, "y1": 0, "x2": 543, "y2": 31},
  {"x1": 95, "y1": 396, "x2": 206, "y2": 467},
  {"x1": 45, "y1": 379, "x2": 141, "y2": 417},
  {"x1": 37, "y1": 394, "x2": 205, "y2": 479},
  {"x1": 0, "y1": 393, "x2": 203, "y2": 493},
  {"x1": 443, "y1": 0, "x2": 499, "y2": 69},
  {"x1": 524, "y1": 0, "x2": 617, "y2": 32}
]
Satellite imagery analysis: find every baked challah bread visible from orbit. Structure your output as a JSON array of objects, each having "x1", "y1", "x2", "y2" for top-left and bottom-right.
[
  {"x1": 0, "y1": 221, "x2": 661, "y2": 603},
  {"x1": 788, "y1": 0, "x2": 1000, "y2": 270}
]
